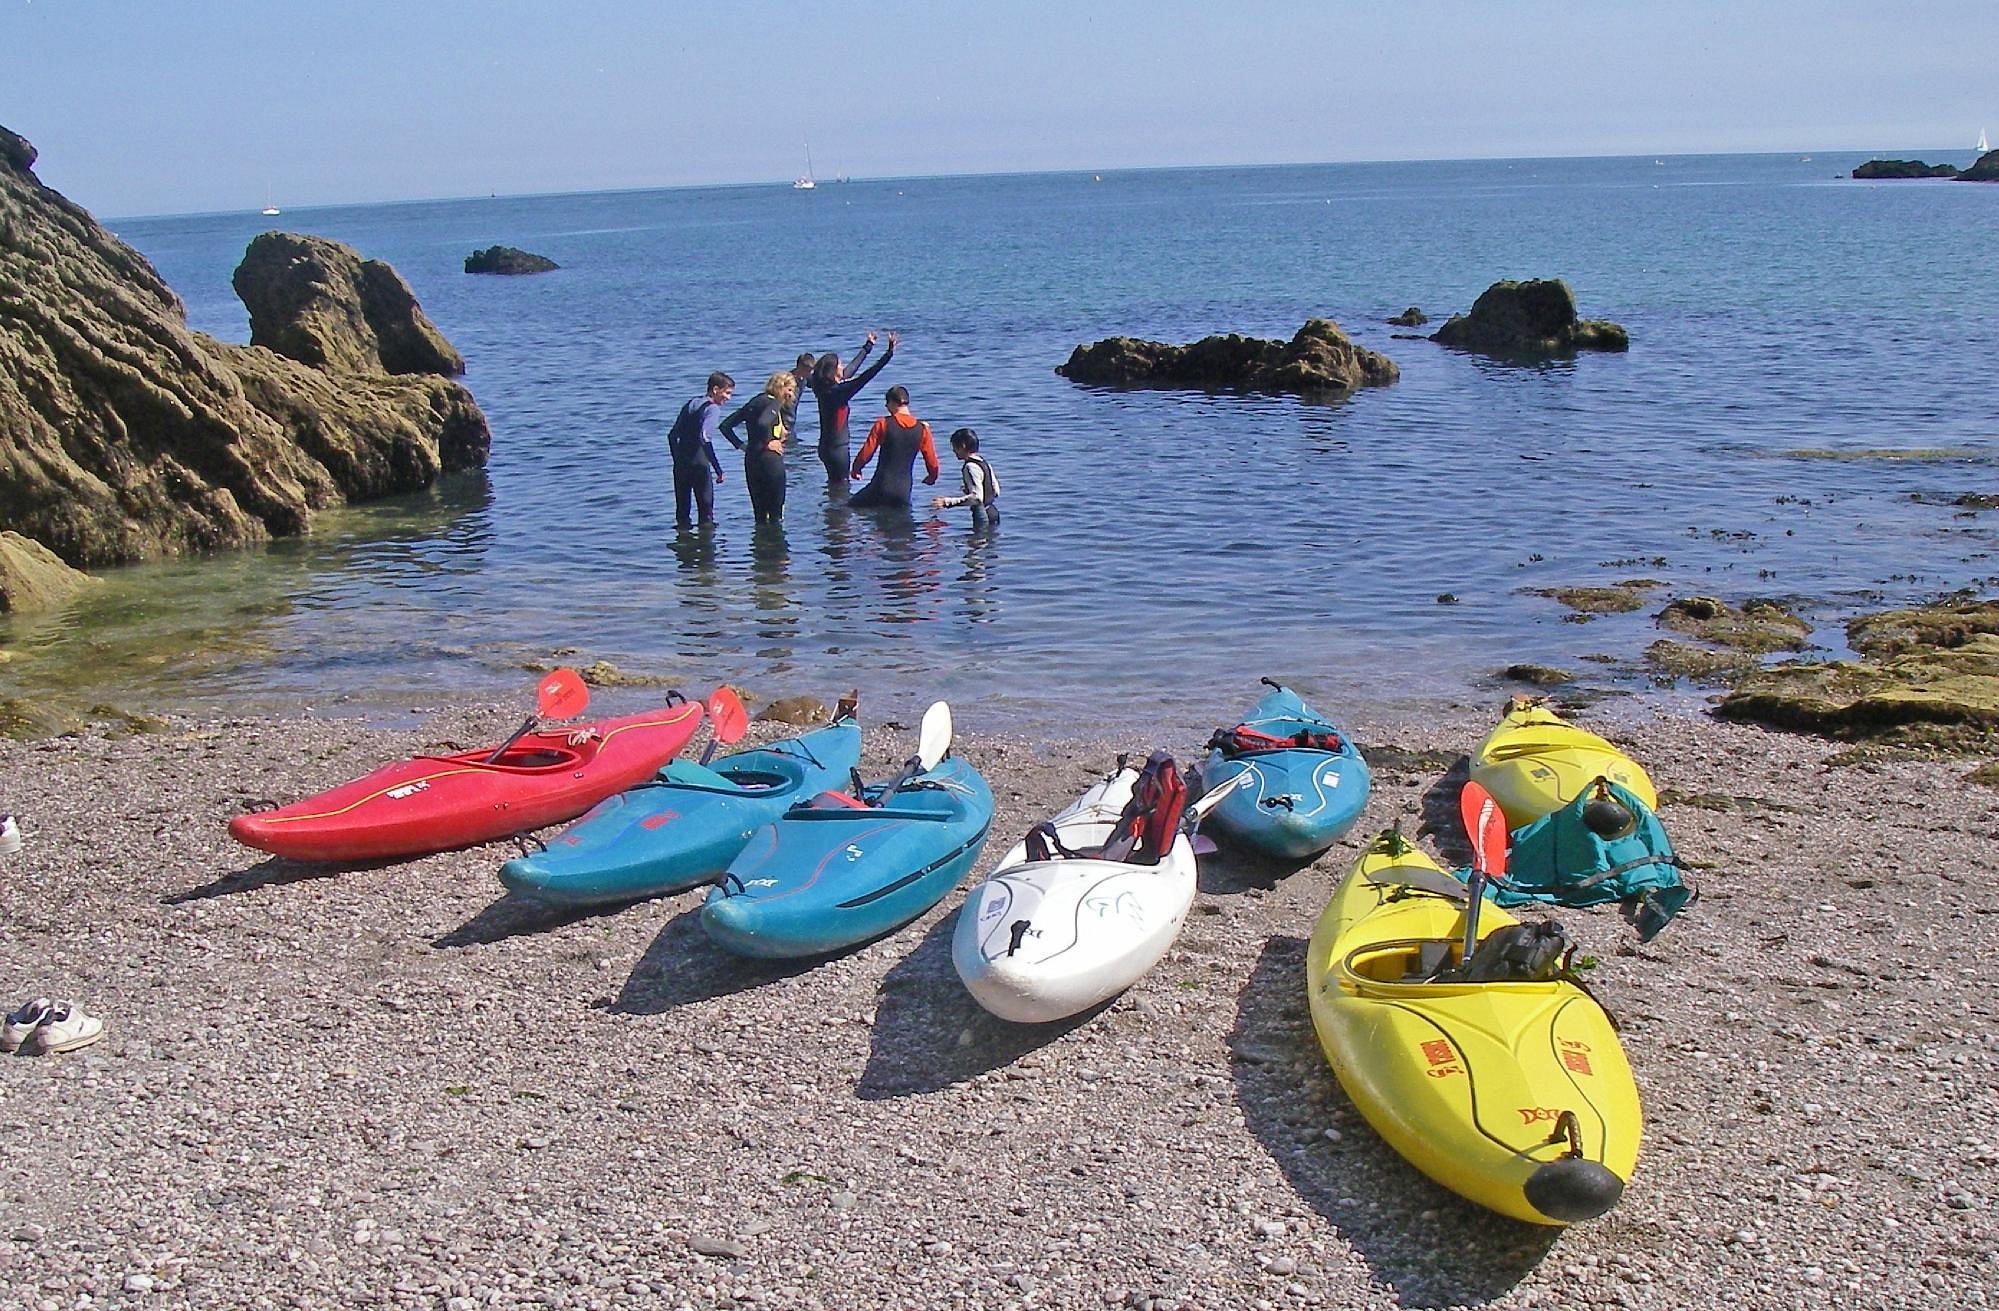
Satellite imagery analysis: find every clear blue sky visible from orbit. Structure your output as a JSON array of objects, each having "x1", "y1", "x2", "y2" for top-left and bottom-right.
[{"x1": 3, "y1": 0, "x2": 1991, "y2": 217}]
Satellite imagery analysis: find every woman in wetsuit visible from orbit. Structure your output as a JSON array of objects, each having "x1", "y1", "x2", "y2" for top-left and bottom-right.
[
  {"x1": 809, "y1": 330, "x2": 898, "y2": 483},
  {"x1": 849, "y1": 384, "x2": 940, "y2": 509},
  {"x1": 720, "y1": 371, "x2": 798, "y2": 525}
]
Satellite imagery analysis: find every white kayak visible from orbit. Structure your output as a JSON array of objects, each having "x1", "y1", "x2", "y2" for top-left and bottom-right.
[{"x1": 952, "y1": 759, "x2": 1237, "y2": 1024}]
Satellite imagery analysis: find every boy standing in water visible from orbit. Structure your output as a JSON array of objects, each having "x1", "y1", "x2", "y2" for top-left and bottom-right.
[
  {"x1": 932, "y1": 427, "x2": 1000, "y2": 528},
  {"x1": 666, "y1": 372, "x2": 739, "y2": 528}
]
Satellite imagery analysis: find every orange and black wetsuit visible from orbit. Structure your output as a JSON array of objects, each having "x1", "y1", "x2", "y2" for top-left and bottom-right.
[{"x1": 849, "y1": 411, "x2": 939, "y2": 508}]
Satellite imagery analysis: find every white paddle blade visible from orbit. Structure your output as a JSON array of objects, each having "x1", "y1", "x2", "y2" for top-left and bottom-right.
[
  {"x1": 1189, "y1": 768, "x2": 1252, "y2": 822},
  {"x1": 917, "y1": 701, "x2": 954, "y2": 769}
]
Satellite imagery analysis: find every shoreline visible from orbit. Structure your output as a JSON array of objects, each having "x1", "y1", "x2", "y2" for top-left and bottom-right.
[{"x1": 1, "y1": 696, "x2": 1993, "y2": 1308}]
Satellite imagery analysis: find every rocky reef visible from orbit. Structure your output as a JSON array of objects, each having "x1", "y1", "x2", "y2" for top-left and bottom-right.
[
  {"x1": 464, "y1": 245, "x2": 559, "y2": 275},
  {"x1": 1057, "y1": 319, "x2": 1398, "y2": 395},
  {"x1": 1851, "y1": 159, "x2": 1959, "y2": 179},
  {"x1": 1961, "y1": 150, "x2": 1999, "y2": 182},
  {"x1": 0, "y1": 124, "x2": 489, "y2": 610},
  {"x1": 1717, "y1": 598, "x2": 1999, "y2": 751},
  {"x1": 1386, "y1": 307, "x2": 1428, "y2": 326},
  {"x1": 1432, "y1": 279, "x2": 1627, "y2": 355}
]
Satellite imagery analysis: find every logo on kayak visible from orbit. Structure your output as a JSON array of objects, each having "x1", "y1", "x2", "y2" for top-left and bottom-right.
[
  {"x1": 745, "y1": 878, "x2": 779, "y2": 888},
  {"x1": 1557, "y1": 1038, "x2": 1594, "y2": 1076},
  {"x1": 845, "y1": 844, "x2": 865, "y2": 861},
  {"x1": 385, "y1": 781, "x2": 430, "y2": 800},
  {"x1": 1321, "y1": 771, "x2": 1340, "y2": 786},
  {"x1": 1420, "y1": 1038, "x2": 1462, "y2": 1078},
  {"x1": 640, "y1": 811, "x2": 681, "y2": 831},
  {"x1": 1516, "y1": 1106, "x2": 1566, "y2": 1125}
]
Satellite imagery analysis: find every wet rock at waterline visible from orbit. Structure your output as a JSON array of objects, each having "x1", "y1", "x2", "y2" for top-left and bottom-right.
[
  {"x1": 1057, "y1": 319, "x2": 1398, "y2": 395},
  {"x1": 1432, "y1": 279, "x2": 1628, "y2": 355},
  {"x1": 1656, "y1": 596, "x2": 1812, "y2": 653},
  {"x1": 464, "y1": 245, "x2": 559, "y2": 275},
  {"x1": 0, "y1": 123, "x2": 489, "y2": 573},
  {"x1": 1386, "y1": 307, "x2": 1429, "y2": 326},
  {"x1": 1850, "y1": 158, "x2": 1960, "y2": 179},
  {"x1": 0, "y1": 532, "x2": 98, "y2": 613}
]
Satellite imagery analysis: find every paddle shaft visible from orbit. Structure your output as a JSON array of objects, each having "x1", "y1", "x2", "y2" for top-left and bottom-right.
[{"x1": 482, "y1": 713, "x2": 540, "y2": 766}]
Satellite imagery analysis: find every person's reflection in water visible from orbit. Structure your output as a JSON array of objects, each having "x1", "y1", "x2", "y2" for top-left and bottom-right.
[
  {"x1": 747, "y1": 522, "x2": 799, "y2": 645},
  {"x1": 958, "y1": 516, "x2": 1001, "y2": 625},
  {"x1": 863, "y1": 509, "x2": 945, "y2": 626},
  {"x1": 668, "y1": 522, "x2": 722, "y2": 588}
]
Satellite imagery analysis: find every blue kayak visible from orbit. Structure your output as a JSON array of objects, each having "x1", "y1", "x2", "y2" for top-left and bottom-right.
[
  {"x1": 497, "y1": 718, "x2": 862, "y2": 907},
  {"x1": 1198, "y1": 682, "x2": 1372, "y2": 860},
  {"x1": 702, "y1": 755, "x2": 994, "y2": 958}
]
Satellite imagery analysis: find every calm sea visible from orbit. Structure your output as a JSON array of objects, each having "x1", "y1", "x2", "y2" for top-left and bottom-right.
[{"x1": 6, "y1": 153, "x2": 1996, "y2": 731}]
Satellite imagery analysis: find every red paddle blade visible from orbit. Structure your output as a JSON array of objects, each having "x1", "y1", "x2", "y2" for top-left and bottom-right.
[
  {"x1": 707, "y1": 686, "x2": 749, "y2": 746},
  {"x1": 1460, "y1": 779, "x2": 1508, "y2": 877},
  {"x1": 535, "y1": 668, "x2": 590, "y2": 721}
]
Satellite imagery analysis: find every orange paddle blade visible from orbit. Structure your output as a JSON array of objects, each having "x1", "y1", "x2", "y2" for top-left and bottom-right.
[
  {"x1": 1460, "y1": 779, "x2": 1508, "y2": 877},
  {"x1": 536, "y1": 668, "x2": 590, "y2": 721},
  {"x1": 707, "y1": 686, "x2": 750, "y2": 746}
]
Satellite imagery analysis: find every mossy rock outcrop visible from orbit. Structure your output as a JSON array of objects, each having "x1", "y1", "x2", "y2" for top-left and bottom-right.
[
  {"x1": 1532, "y1": 582, "x2": 1658, "y2": 615},
  {"x1": 0, "y1": 531, "x2": 98, "y2": 613},
  {"x1": 0, "y1": 123, "x2": 488, "y2": 571},
  {"x1": 1645, "y1": 639, "x2": 1754, "y2": 684},
  {"x1": 1057, "y1": 319, "x2": 1398, "y2": 395},
  {"x1": 1432, "y1": 279, "x2": 1627, "y2": 356},
  {"x1": 1718, "y1": 599, "x2": 1999, "y2": 750},
  {"x1": 1387, "y1": 307, "x2": 1428, "y2": 326},
  {"x1": 1657, "y1": 596, "x2": 1811, "y2": 653},
  {"x1": 465, "y1": 246, "x2": 559, "y2": 275}
]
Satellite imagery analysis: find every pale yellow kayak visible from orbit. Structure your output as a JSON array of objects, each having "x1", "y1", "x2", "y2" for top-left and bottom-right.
[
  {"x1": 1305, "y1": 830, "x2": 1643, "y2": 1225},
  {"x1": 1469, "y1": 696, "x2": 1657, "y2": 829}
]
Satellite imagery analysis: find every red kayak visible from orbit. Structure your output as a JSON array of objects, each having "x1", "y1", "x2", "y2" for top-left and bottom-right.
[{"x1": 229, "y1": 702, "x2": 705, "y2": 862}]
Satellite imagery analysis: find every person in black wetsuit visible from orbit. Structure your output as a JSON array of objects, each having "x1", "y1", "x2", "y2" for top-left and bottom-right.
[
  {"x1": 785, "y1": 352, "x2": 815, "y2": 448},
  {"x1": 664, "y1": 371, "x2": 739, "y2": 528},
  {"x1": 809, "y1": 330, "x2": 898, "y2": 482},
  {"x1": 849, "y1": 385, "x2": 940, "y2": 509},
  {"x1": 719, "y1": 371, "x2": 798, "y2": 525}
]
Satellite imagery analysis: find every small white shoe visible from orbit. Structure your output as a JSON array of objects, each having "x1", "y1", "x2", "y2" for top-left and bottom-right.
[
  {"x1": 32, "y1": 1001, "x2": 103, "y2": 1055},
  {"x1": 0, "y1": 997, "x2": 51, "y2": 1052},
  {"x1": 0, "y1": 814, "x2": 20, "y2": 856}
]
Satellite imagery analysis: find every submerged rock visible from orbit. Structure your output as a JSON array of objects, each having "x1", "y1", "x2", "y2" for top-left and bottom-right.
[
  {"x1": 1656, "y1": 596, "x2": 1811, "y2": 653},
  {"x1": 464, "y1": 245, "x2": 560, "y2": 275},
  {"x1": 1718, "y1": 598, "x2": 1999, "y2": 750},
  {"x1": 1851, "y1": 159, "x2": 1960, "y2": 179},
  {"x1": 1432, "y1": 279, "x2": 1628, "y2": 355},
  {"x1": 1532, "y1": 582, "x2": 1657, "y2": 615},
  {"x1": 0, "y1": 124, "x2": 488, "y2": 570},
  {"x1": 1057, "y1": 319, "x2": 1398, "y2": 395},
  {"x1": 1387, "y1": 307, "x2": 1429, "y2": 326}
]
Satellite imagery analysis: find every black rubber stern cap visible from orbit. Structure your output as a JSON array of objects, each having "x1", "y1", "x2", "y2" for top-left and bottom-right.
[{"x1": 1524, "y1": 1158, "x2": 1626, "y2": 1224}]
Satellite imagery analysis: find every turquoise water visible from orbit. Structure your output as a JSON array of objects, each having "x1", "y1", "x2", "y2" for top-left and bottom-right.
[{"x1": 10, "y1": 153, "x2": 1998, "y2": 727}]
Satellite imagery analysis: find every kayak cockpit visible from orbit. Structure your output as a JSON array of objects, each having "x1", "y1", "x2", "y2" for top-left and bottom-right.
[{"x1": 428, "y1": 746, "x2": 585, "y2": 772}]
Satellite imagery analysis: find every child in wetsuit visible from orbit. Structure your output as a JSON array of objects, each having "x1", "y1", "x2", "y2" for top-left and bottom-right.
[
  {"x1": 665, "y1": 371, "x2": 739, "y2": 528},
  {"x1": 931, "y1": 427, "x2": 1000, "y2": 528}
]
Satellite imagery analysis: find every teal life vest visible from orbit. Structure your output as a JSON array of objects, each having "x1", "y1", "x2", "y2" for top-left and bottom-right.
[{"x1": 1474, "y1": 778, "x2": 1694, "y2": 941}]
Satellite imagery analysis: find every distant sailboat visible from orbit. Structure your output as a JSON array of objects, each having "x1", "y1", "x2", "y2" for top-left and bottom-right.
[
  {"x1": 793, "y1": 143, "x2": 816, "y2": 191},
  {"x1": 1980, "y1": 127, "x2": 1991, "y2": 153},
  {"x1": 261, "y1": 189, "x2": 280, "y2": 216}
]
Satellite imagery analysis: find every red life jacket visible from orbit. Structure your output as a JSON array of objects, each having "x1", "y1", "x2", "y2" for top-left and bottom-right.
[{"x1": 1207, "y1": 724, "x2": 1344, "y2": 756}]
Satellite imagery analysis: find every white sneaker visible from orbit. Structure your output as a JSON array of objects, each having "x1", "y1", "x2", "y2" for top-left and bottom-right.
[
  {"x1": 0, "y1": 815, "x2": 20, "y2": 856},
  {"x1": 32, "y1": 1001, "x2": 103, "y2": 1055},
  {"x1": 0, "y1": 997, "x2": 51, "y2": 1052}
]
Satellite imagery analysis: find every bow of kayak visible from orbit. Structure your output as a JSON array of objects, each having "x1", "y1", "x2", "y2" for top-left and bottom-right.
[{"x1": 1469, "y1": 697, "x2": 1657, "y2": 828}]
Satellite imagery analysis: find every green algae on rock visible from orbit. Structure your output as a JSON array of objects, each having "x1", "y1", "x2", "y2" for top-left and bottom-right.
[
  {"x1": 0, "y1": 532, "x2": 99, "y2": 613},
  {"x1": 1657, "y1": 596, "x2": 1812, "y2": 654},
  {"x1": 1718, "y1": 599, "x2": 1999, "y2": 751},
  {"x1": 1645, "y1": 639, "x2": 1755, "y2": 684},
  {"x1": 1532, "y1": 582, "x2": 1657, "y2": 614}
]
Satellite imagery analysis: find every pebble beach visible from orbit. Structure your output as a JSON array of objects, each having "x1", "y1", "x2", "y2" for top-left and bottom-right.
[{"x1": 1, "y1": 696, "x2": 1994, "y2": 1310}]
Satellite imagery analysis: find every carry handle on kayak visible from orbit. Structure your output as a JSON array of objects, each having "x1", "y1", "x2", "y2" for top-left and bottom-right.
[
  {"x1": 1457, "y1": 779, "x2": 1509, "y2": 974},
  {"x1": 484, "y1": 668, "x2": 590, "y2": 765},
  {"x1": 875, "y1": 701, "x2": 953, "y2": 807}
]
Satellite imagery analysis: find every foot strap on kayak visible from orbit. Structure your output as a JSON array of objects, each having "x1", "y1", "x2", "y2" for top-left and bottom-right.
[
  {"x1": 511, "y1": 831, "x2": 548, "y2": 858},
  {"x1": 712, "y1": 871, "x2": 745, "y2": 897},
  {"x1": 1026, "y1": 822, "x2": 1087, "y2": 862}
]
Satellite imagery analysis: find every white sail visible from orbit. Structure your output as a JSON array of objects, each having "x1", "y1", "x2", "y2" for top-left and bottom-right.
[
  {"x1": 1980, "y1": 127, "x2": 1990, "y2": 153},
  {"x1": 793, "y1": 142, "x2": 816, "y2": 190}
]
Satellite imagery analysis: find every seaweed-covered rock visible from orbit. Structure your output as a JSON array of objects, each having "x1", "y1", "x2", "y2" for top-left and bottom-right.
[
  {"x1": 1500, "y1": 663, "x2": 1575, "y2": 686},
  {"x1": 0, "y1": 124, "x2": 488, "y2": 569},
  {"x1": 1961, "y1": 150, "x2": 1999, "y2": 182},
  {"x1": 1531, "y1": 582, "x2": 1658, "y2": 615},
  {"x1": 1718, "y1": 598, "x2": 1999, "y2": 750},
  {"x1": 0, "y1": 531, "x2": 97, "y2": 613},
  {"x1": 234, "y1": 232, "x2": 465, "y2": 376},
  {"x1": 1644, "y1": 639, "x2": 1754, "y2": 685},
  {"x1": 465, "y1": 245, "x2": 560, "y2": 275},
  {"x1": 1851, "y1": 159, "x2": 1959, "y2": 179},
  {"x1": 1432, "y1": 279, "x2": 1628, "y2": 355},
  {"x1": 1656, "y1": 596, "x2": 1811, "y2": 654},
  {"x1": 1057, "y1": 319, "x2": 1398, "y2": 395},
  {"x1": 1387, "y1": 307, "x2": 1429, "y2": 326}
]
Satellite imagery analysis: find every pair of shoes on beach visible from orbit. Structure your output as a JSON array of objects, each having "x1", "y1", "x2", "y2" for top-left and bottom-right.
[
  {"x1": 0, "y1": 813, "x2": 20, "y2": 856},
  {"x1": 0, "y1": 999, "x2": 103, "y2": 1055}
]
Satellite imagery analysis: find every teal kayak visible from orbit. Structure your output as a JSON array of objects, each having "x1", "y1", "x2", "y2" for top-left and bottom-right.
[
  {"x1": 1199, "y1": 682, "x2": 1371, "y2": 860},
  {"x1": 497, "y1": 718, "x2": 862, "y2": 907},
  {"x1": 702, "y1": 754, "x2": 993, "y2": 958}
]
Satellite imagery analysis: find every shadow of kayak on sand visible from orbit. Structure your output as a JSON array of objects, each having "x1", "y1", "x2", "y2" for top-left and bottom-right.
[
  {"x1": 432, "y1": 891, "x2": 633, "y2": 948},
  {"x1": 165, "y1": 854, "x2": 390, "y2": 903},
  {"x1": 613, "y1": 902, "x2": 826, "y2": 1015},
  {"x1": 856, "y1": 909, "x2": 1107, "y2": 1100},
  {"x1": 1231, "y1": 935, "x2": 1558, "y2": 1309}
]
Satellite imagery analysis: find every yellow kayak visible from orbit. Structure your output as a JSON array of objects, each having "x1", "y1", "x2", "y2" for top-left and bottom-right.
[
  {"x1": 1469, "y1": 696, "x2": 1657, "y2": 828},
  {"x1": 1305, "y1": 830, "x2": 1642, "y2": 1225}
]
